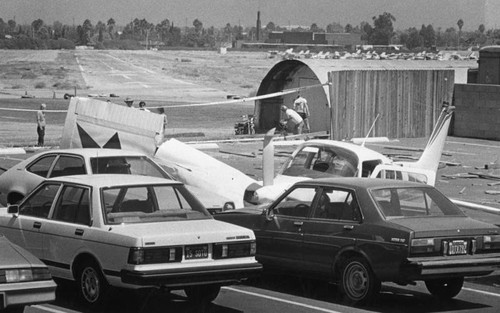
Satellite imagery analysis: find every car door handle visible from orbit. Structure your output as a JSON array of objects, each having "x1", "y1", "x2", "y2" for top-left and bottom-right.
[
  {"x1": 343, "y1": 225, "x2": 354, "y2": 230},
  {"x1": 33, "y1": 221, "x2": 42, "y2": 229},
  {"x1": 75, "y1": 229, "x2": 84, "y2": 236},
  {"x1": 293, "y1": 221, "x2": 303, "y2": 227}
]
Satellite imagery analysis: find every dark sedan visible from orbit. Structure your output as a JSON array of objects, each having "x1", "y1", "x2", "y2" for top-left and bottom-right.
[{"x1": 215, "y1": 177, "x2": 500, "y2": 305}]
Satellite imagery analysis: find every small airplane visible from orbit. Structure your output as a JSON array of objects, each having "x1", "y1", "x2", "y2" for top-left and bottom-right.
[{"x1": 245, "y1": 103, "x2": 455, "y2": 204}]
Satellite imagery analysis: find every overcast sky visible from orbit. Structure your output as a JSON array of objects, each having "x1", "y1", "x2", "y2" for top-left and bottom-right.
[{"x1": 1, "y1": 0, "x2": 493, "y2": 31}]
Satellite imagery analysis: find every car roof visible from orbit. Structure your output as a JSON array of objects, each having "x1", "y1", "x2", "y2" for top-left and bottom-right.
[
  {"x1": 36, "y1": 148, "x2": 147, "y2": 158},
  {"x1": 45, "y1": 174, "x2": 180, "y2": 188},
  {"x1": 296, "y1": 177, "x2": 431, "y2": 189}
]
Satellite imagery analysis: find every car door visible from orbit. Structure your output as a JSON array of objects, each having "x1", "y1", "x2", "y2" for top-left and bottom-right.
[
  {"x1": 42, "y1": 183, "x2": 92, "y2": 279},
  {"x1": 301, "y1": 187, "x2": 362, "y2": 278},
  {"x1": 0, "y1": 183, "x2": 61, "y2": 259},
  {"x1": 257, "y1": 186, "x2": 317, "y2": 270}
]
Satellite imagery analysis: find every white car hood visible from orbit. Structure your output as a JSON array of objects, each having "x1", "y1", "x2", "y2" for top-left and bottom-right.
[{"x1": 107, "y1": 219, "x2": 255, "y2": 246}]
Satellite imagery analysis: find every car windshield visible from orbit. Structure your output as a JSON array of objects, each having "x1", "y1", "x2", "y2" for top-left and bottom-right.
[
  {"x1": 102, "y1": 184, "x2": 211, "y2": 224},
  {"x1": 279, "y1": 145, "x2": 359, "y2": 178},
  {"x1": 370, "y1": 186, "x2": 466, "y2": 218},
  {"x1": 90, "y1": 156, "x2": 171, "y2": 179}
]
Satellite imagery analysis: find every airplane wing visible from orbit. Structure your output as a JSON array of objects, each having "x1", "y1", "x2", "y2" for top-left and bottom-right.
[{"x1": 155, "y1": 138, "x2": 258, "y2": 208}]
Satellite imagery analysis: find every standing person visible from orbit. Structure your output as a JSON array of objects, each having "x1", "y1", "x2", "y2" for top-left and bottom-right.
[
  {"x1": 124, "y1": 97, "x2": 134, "y2": 108},
  {"x1": 294, "y1": 94, "x2": 311, "y2": 132},
  {"x1": 281, "y1": 105, "x2": 304, "y2": 134},
  {"x1": 36, "y1": 103, "x2": 46, "y2": 147},
  {"x1": 158, "y1": 107, "x2": 168, "y2": 133},
  {"x1": 138, "y1": 101, "x2": 150, "y2": 112}
]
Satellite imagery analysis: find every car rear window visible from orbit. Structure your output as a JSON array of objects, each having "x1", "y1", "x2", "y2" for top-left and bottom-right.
[
  {"x1": 102, "y1": 184, "x2": 211, "y2": 224},
  {"x1": 90, "y1": 156, "x2": 170, "y2": 179},
  {"x1": 370, "y1": 187, "x2": 465, "y2": 218}
]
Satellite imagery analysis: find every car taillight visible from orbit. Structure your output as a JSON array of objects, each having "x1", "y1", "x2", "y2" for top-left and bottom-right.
[
  {"x1": 483, "y1": 235, "x2": 500, "y2": 250},
  {"x1": 128, "y1": 247, "x2": 182, "y2": 265},
  {"x1": 410, "y1": 238, "x2": 436, "y2": 254},
  {"x1": 0, "y1": 268, "x2": 51, "y2": 283},
  {"x1": 213, "y1": 242, "x2": 256, "y2": 259},
  {"x1": 32, "y1": 268, "x2": 53, "y2": 281}
]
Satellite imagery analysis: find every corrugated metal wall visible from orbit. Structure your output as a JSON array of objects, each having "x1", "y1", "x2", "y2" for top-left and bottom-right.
[
  {"x1": 328, "y1": 69, "x2": 455, "y2": 140},
  {"x1": 453, "y1": 83, "x2": 500, "y2": 140}
]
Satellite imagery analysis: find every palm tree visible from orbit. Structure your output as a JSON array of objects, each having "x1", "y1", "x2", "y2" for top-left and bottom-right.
[
  {"x1": 107, "y1": 18, "x2": 115, "y2": 39},
  {"x1": 457, "y1": 19, "x2": 464, "y2": 49}
]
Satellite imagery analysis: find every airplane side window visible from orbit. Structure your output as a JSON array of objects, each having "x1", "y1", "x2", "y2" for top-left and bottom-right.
[{"x1": 362, "y1": 160, "x2": 382, "y2": 178}]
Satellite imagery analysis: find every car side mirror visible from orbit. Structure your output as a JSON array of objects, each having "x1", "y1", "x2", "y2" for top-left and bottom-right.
[
  {"x1": 264, "y1": 207, "x2": 275, "y2": 222},
  {"x1": 7, "y1": 205, "x2": 19, "y2": 215}
]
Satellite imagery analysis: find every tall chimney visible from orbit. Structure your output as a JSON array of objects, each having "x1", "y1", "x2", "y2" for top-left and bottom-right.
[{"x1": 256, "y1": 11, "x2": 261, "y2": 41}]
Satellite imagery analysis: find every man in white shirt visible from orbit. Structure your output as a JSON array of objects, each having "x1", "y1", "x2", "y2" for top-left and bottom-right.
[
  {"x1": 293, "y1": 95, "x2": 310, "y2": 132},
  {"x1": 281, "y1": 105, "x2": 304, "y2": 134}
]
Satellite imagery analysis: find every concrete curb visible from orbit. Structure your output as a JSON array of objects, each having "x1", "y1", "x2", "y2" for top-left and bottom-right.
[{"x1": 0, "y1": 147, "x2": 26, "y2": 155}]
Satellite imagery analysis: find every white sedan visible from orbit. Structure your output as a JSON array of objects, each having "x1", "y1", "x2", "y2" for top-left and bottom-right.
[
  {"x1": 0, "y1": 175, "x2": 261, "y2": 307},
  {"x1": 0, "y1": 148, "x2": 235, "y2": 213}
]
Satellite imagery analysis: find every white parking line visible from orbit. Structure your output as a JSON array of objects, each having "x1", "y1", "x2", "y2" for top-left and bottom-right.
[
  {"x1": 463, "y1": 287, "x2": 500, "y2": 298},
  {"x1": 223, "y1": 286, "x2": 343, "y2": 313}
]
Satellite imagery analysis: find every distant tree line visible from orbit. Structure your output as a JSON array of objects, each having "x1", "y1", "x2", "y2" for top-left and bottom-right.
[{"x1": 0, "y1": 12, "x2": 499, "y2": 50}]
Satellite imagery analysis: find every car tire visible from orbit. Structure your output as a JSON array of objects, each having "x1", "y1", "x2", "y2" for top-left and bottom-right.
[
  {"x1": 425, "y1": 277, "x2": 464, "y2": 299},
  {"x1": 339, "y1": 256, "x2": 380, "y2": 305},
  {"x1": 184, "y1": 284, "x2": 221, "y2": 303},
  {"x1": 77, "y1": 260, "x2": 109, "y2": 308}
]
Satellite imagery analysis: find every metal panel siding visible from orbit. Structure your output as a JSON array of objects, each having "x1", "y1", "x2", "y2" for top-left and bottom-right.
[
  {"x1": 454, "y1": 83, "x2": 500, "y2": 140},
  {"x1": 328, "y1": 69, "x2": 455, "y2": 140}
]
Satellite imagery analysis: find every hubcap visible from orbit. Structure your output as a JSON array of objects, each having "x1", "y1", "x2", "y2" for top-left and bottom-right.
[
  {"x1": 345, "y1": 262, "x2": 368, "y2": 299},
  {"x1": 81, "y1": 267, "x2": 100, "y2": 303}
]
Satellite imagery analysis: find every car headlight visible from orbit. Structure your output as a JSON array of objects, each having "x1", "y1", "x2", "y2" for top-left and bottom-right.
[
  {"x1": 213, "y1": 242, "x2": 256, "y2": 259},
  {"x1": 0, "y1": 268, "x2": 52, "y2": 283},
  {"x1": 223, "y1": 202, "x2": 235, "y2": 211}
]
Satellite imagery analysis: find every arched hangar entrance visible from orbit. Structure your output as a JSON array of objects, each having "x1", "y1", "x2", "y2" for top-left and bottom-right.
[{"x1": 254, "y1": 59, "x2": 330, "y2": 133}]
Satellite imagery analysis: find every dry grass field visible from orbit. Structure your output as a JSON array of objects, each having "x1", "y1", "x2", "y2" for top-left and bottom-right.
[{"x1": 0, "y1": 49, "x2": 277, "y2": 146}]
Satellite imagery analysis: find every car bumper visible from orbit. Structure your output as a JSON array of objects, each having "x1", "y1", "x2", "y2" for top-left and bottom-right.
[
  {"x1": 405, "y1": 254, "x2": 500, "y2": 278},
  {"x1": 0, "y1": 280, "x2": 57, "y2": 309},
  {"x1": 121, "y1": 262, "x2": 262, "y2": 287}
]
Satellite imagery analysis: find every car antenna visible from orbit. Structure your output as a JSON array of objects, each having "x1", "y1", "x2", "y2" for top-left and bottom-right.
[{"x1": 361, "y1": 114, "x2": 380, "y2": 147}]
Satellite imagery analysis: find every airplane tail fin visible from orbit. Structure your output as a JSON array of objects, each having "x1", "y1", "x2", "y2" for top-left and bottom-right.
[{"x1": 413, "y1": 102, "x2": 455, "y2": 174}]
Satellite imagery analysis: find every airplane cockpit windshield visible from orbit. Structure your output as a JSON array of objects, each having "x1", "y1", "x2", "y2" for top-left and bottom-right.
[{"x1": 279, "y1": 145, "x2": 360, "y2": 178}]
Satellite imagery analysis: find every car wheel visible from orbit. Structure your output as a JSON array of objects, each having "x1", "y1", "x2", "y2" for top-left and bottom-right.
[
  {"x1": 77, "y1": 260, "x2": 109, "y2": 308},
  {"x1": 425, "y1": 277, "x2": 464, "y2": 299},
  {"x1": 184, "y1": 284, "x2": 221, "y2": 303},
  {"x1": 340, "y1": 257, "x2": 380, "y2": 305}
]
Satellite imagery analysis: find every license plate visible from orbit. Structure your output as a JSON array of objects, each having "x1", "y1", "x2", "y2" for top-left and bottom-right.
[
  {"x1": 185, "y1": 245, "x2": 208, "y2": 259},
  {"x1": 447, "y1": 240, "x2": 467, "y2": 255}
]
